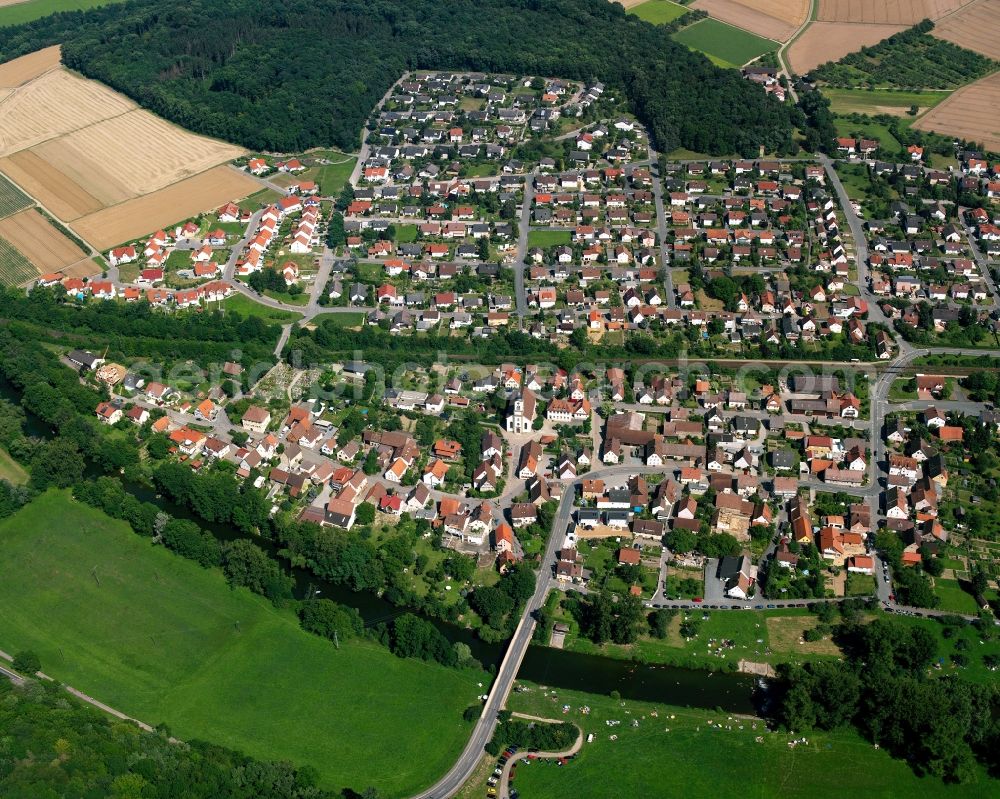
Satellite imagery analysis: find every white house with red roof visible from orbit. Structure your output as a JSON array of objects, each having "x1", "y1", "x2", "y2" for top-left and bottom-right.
[{"x1": 109, "y1": 246, "x2": 137, "y2": 266}]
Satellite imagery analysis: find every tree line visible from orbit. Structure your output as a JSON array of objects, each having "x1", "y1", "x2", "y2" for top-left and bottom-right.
[
  {"x1": 0, "y1": 286, "x2": 279, "y2": 372},
  {"x1": 774, "y1": 614, "x2": 1000, "y2": 783}
]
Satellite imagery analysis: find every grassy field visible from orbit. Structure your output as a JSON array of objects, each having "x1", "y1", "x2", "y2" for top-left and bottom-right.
[
  {"x1": 0, "y1": 0, "x2": 128, "y2": 27},
  {"x1": 933, "y1": 578, "x2": 980, "y2": 615},
  {"x1": 264, "y1": 288, "x2": 310, "y2": 305},
  {"x1": 313, "y1": 311, "x2": 366, "y2": 327},
  {"x1": 0, "y1": 236, "x2": 37, "y2": 287},
  {"x1": 395, "y1": 223, "x2": 419, "y2": 243},
  {"x1": 355, "y1": 261, "x2": 383, "y2": 281},
  {"x1": 627, "y1": 0, "x2": 687, "y2": 26},
  {"x1": 527, "y1": 229, "x2": 571, "y2": 248},
  {"x1": 0, "y1": 174, "x2": 33, "y2": 220},
  {"x1": 845, "y1": 572, "x2": 876, "y2": 597},
  {"x1": 313, "y1": 155, "x2": 356, "y2": 196},
  {"x1": 834, "y1": 162, "x2": 881, "y2": 205},
  {"x1": 834, "y1": 117, "x2": 902, "y2": 152},
  {"x1": 0, "y1": 447, "x2": 27, "y2": 485},
  {"x1": 823, "y1": 88, "x2": 952, "y2": 117},
  {"x1": 502, "y1": 683, "x2": 992, "y2": 799},
  {"x1": 673, "y1": 18, "x2": 778, "y2": 68},
  {"x1": 237, "y1": 187, "x2": 284, "y2": 213},
  {"x1": 0, "y1": 491, "x2": 485, "y2": 796},
  {"x1": 557, "y1": 603, "x2": 842, "y2": 670},
  {"x1": 220, "y1": 292, "x2": 303, "y2": 323},
  {"x1": 553, "y1": 600, "x2": 1000, "y2": 682}
]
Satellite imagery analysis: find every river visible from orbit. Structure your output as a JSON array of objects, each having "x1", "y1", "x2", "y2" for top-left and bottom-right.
[{"x1": 2, "y1": 377, "x2": 758, "y2": 714}]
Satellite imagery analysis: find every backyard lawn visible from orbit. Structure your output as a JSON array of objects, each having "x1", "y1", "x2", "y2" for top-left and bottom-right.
[
  {"x1": 0, "y1": 491, "x2": 484, "y2": 797},
  {"x1": 502, "y1": 683, "x2": 991, "y2": 799},
  {"x1": 527, "y1": 229, "x2": 571, "y2": 248},
  {"x1": 845, "y1": 572, "x2": 876, "y2": 597},
  {"x1": 833, "y1": 118, "x2": 903, "y2": 153},
  {"x1": 395, "y1": 224, "x2": 419, "y2": 243}
]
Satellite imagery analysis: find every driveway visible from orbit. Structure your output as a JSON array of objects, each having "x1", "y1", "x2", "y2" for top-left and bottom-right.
[{"x1": 702, "y1": 559, "x2": 724, "y2": 602}]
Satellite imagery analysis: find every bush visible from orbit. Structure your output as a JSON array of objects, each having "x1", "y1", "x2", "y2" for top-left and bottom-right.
[
  {"x1": 11, "y1": 650, "x2": 40, "y2": 675},
  {"x1": 298, "y1": 598, "x2": 364, "y2": 642}
]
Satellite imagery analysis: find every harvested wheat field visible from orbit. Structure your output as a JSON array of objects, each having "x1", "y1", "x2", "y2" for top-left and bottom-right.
[
  {"x1": 0, "y1": 68, "x2": 135, "y2": 156},
  {"x1": 815, "y1": 0, "x2": 973, "y2": 24},
  {"x1": 33, "y1": 109, "x2": 244, "y2": 202},
  {"x1": 913, "y1": 71, "x2": 1000, "y2": 151},
  {"x1": 60, "y1": 258, "x2": 101, "y2": 279},
  {"x1": 73, "y1": 166, "x2": 258, "y2": 249},
  {"x1": 0, "y1": 47, "x2": 252, "y2": 247},
  {"x1": 932, "y1": 0, "x2": 1000, "y2": 60},
  {"x1": 0, "y1": 44, "x2": 59, "y2": 87},
  {"x1": 615, "y1": 0, "x2": 648, "y2": 7},
  {"x1": 787, "y1": 22, "x2": 906, "y2": 73},
  {"x1": 692, "y1": 0, "x2": 807, "y2": 41},
  {"x1": 0, "y1": 208, "x2": 88, "y2": 272},
  {"x1": 0, "y1": 150, "x2": 104, "y2": 220}
]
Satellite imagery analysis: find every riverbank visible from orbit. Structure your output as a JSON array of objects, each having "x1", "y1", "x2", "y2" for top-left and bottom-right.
[
  {"x1": 549, "y1": 597, "x2": 843, "y2": 672},
  {"x1": 489, "y1": 681, "x2": 993, "y2": 799}
]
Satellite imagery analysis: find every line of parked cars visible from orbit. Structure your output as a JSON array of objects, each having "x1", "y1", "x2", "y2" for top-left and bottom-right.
[{"x1": 486, "y1": 746, "x2": 520, "y2": 798}]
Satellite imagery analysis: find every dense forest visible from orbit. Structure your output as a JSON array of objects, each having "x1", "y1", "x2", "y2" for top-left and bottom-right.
[
  {"x1": 0, "y1": 679, "x2": 333, "y2": 799},
  {"x1": 0, "y1": 0, "x2": 799, "y2": 156}
]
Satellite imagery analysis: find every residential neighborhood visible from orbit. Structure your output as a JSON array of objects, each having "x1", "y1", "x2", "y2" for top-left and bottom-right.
[{"x1": 3, "y1": 47, "x2": 1000, "y2": 799}]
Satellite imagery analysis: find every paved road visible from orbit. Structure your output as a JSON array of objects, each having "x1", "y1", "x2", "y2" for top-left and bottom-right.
[
  {"x1": 648, "y1": 149, "x2": 675, "y2": 308},
  {"x1": 0, "y1": 662, "x2": 24, "y2": 685},
  {"x1": 410, "y1": 463, "x2": 666, "y2": 799},
  {"x1": 819, "y1": 154, "x2": 892, "y2": 330},
  {"x1": 350, "y1": 75, "x2": 406, "y2": 186},
  {"x1": 514, "y1": 175, "x2": 535, "y2": 321},
  {"x1": 962, "y1": 214, "x2": 1000, "y2": 304},
  {"x1": 774, "y1": 0, "x2": 814, "y2": 103}
]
